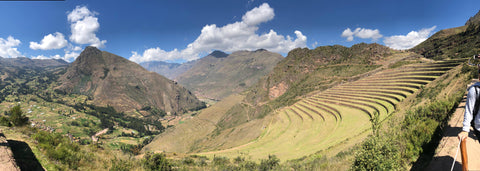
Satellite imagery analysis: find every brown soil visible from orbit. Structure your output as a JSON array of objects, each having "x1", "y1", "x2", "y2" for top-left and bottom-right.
[{"x1": 0, "y1": 131, "x2": 20, "y2": 171}]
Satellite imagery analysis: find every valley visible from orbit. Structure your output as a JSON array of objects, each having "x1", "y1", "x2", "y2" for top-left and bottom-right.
[{"x1": 0, "y1": 3, "x2": 479, "y2": 171}]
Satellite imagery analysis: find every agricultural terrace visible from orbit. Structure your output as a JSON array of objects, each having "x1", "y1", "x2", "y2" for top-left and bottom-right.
[{"x1": 197, "y1": 59, "x2": 462, "y2": 161}]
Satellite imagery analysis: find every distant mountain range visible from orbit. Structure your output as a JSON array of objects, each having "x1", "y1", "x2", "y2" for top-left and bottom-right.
[
  {"x1": 56, "y1": 46, "x2": 205, "y2": 116},
  {"x1": 141, "y1": 49, "x2": 283, "y2": 100},
  {"x1": 139, "y1": 50, "x2": 230, "y2": 80},
  {"x1": 0, "y1": 56, "x2": 68, "y2": 68}
]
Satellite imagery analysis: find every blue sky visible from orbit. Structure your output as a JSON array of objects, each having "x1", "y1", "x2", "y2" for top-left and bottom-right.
[{"x1": 0, "y1": 0, "x2": 479, "y2": 63}]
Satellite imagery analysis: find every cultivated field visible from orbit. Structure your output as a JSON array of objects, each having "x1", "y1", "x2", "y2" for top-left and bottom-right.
[{"x1": 196, "y1": 59, "x2": 462, "y2": 161}]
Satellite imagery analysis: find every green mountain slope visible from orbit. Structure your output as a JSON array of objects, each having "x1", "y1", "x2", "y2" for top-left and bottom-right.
[
  {"x1": 56, "y1": 46, "x2": 205, "y2": 116},
  {"x1": 412, "y1": 10, "x2": 480, "y2": 59},
  {"x1": 176, "y1": 49, "x2": 284, "y2": 100}
]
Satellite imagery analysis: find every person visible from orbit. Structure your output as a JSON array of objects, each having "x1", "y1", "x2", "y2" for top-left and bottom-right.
[{"x1": 459, "y1": 65, "x2": 480, "y2": 141}]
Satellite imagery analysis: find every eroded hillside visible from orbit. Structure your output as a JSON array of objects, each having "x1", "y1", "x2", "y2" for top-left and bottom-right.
[{"x1": 56, "y1": 46, "x2": 205, "y2": 117}]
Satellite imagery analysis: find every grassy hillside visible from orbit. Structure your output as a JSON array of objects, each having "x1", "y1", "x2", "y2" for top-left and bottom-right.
[
  {"x1": 412, "y1": 10, "x2": 480, "y2": 60},
  {"x1": 176, "y1": 50, "x2": 283, "y2": 100}
]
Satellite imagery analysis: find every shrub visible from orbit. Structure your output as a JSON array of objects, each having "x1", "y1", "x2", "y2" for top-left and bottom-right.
[
  {"x1": 182, "y1": 157, "x2": 195, "y2": 165},
  {"x1": 259, "y1": 155, "x2": 279, "y2": 171},
  {"x1": 352, "y1": 136, "x2": 400, "y2": 170},
  {"x1": 213, "y1": 156, "x2": 230, "y2": 166},
  {"x1": 0, "y1": 116, "x2": 11, "y2": 127},
  {"x1": 143, "y1": 152, "x2": 172, "y2": 171}
]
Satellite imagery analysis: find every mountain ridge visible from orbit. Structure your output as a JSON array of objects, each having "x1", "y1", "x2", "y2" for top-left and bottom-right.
[{"x1": 176, "y1": 49, "x2": 284, "y2": 100}]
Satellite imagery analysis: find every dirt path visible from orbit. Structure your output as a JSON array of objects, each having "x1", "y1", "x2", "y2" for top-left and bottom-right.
[
  {"x1": 91, "y1": 128, "x2": 109, "y2": 142},
  {"x1": 0, "y1": 131, "x2": 20, "y2": 171},
  {"x1": 426, "y1": 91, "x2": 480, "y2": 170}
]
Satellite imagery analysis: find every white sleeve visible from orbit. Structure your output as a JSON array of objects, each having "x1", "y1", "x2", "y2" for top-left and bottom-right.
[{"x1": 463, "y1": 87, "x2": 477, "y2": 132}]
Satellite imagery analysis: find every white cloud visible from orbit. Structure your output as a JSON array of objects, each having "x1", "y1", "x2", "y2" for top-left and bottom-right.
[
  {"x1": 130, "y1": 48, "x2": 182, "y2": 63},
  {"x1": 32, "y1": 51, "x2": 80, "y2": 62},
  {"x1": 384, "y1": 26, "x2": 436, "y2": 50},
  {"x1": 29, "y1": 32, "x2": 68, "y2": 50},
  {"x1": 242, "y1": 3, "x2": 274, "y2": 26},
  {"x1": 130, "y1": 3, "x2": 307, "y2": 63},
  {"x1": 341, "y1": 28, "x2": 383, "y2": 42},
  {"x1": 68, "y1": 6, "x2": 106, "y2": 48},
  {"x1": 0, "y1": 36, "x2": 22, "y2": 58}
]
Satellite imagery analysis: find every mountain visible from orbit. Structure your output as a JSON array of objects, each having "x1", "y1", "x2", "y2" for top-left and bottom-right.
[
  {"x1": 56, "y1": 46, "x2": 205, "y2": 116},
  {"x1": 412, "y1": 10, "x2": 480, "y2": 59},
  {"x1": 176, "y1": 49, "x2": 284, "y2": 100},
  {"x1": 139, "y1": 61, "x2": 195, "y2": 80},
  {"x1": 466, "y1": 10, "x2": 480, "y2": 26},
  {"x1": 140, "y1": 50, "x2": 229, "y2": 80},
  {"x1": 0, "y1": 57, "x2": 68, "y2": 68}
]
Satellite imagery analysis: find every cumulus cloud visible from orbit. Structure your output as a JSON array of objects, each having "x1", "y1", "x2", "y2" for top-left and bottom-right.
[
  {"x1": 68, "y1": 6, "x2": 106, "y2": 48},
  {"x1": 130, "y1": 3, "x2": 307, "y2": 63},
  {"x1": 242, "y1": 3, "x2": 274, "y2": 26},
  {"x1": 0, "y1": 36, "x2": 22, "y2": 58},
  {"x1": 383, "y1": 26, "x2": 437, "y2": 50},
  {"x1": 29, "y1": 32, "x2": 68, "y2": 50},
  {"x1": 341, "y1": 28, "x2": 383, "y2": 42}
]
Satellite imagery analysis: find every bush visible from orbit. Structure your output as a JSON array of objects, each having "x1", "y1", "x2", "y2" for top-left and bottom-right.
[
  {"x1": 143, "y1": 152, "x2": 172, "y2": 171},
  {"x1": 352, "y1": 136, "x2": 400, "y2": 170},
  {"x1": 259, "y1": 155, "x2": 279, "y2": 171},
  {"x1": 32, "y1": 130, "x2": 88, "y2": 169},
  {"x1": 213, "y1": 156, "x2": 230, "y2": 166},
  {"x1": 0, "y1": 116, "x2": 11, "y2": 127}
]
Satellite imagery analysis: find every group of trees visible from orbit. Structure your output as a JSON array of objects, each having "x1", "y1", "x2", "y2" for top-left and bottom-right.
[{"x1": 74, "y1": 104, "x2": 165, "y2": 136}]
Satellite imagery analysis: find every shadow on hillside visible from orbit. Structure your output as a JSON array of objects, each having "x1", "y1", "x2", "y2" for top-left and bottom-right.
[{"x1": 8, "y1": 140, "x2": 44, "y2": 171}]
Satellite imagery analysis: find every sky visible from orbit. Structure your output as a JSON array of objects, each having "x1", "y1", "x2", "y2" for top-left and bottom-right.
[{"x1": 0, "y1": 0, "x2": 479, "y2": 63}]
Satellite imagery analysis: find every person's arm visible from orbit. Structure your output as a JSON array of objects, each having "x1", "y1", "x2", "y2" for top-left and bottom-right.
[{"x1": 459, "y1": 87, "x2": 476, "y2": 140}]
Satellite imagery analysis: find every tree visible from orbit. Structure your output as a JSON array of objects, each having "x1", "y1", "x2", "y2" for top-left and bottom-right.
[{"x1": 8, "y1": 105, "x2": 29, "y2": 126}]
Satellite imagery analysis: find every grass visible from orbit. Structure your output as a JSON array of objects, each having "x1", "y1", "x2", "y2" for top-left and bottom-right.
[{"x1": 143, "y1": 94, "x2": 246, "y2": 153}]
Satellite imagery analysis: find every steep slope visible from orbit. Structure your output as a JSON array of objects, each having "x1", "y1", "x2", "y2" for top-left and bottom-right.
[
  {"x1": 56, "y1": 46, "x2": 205, "y2": 116},
  {"x1": 176, "y1": 50, "x2": 283, "y2": 100},
  {"x1": 412, "y1": 10, "x2": 480, "y2": 59}
]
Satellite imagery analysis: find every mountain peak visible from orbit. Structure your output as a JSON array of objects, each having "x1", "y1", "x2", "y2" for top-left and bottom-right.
[
  {"x1": 57, "y1": 49, "x2": 205, "y2": 115},
  {"x1": 255, "y1": 48, "x2": 267, "y2": 52},
  {"x1": 209, "y1": 50, "x2": 229, "y2": 58},
  {"x1": 81, "y1": 46, "x2": 102, "y2": 56},
  {"x1": 466, "y1": 10, "x2": 480, "y2": 25}
]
